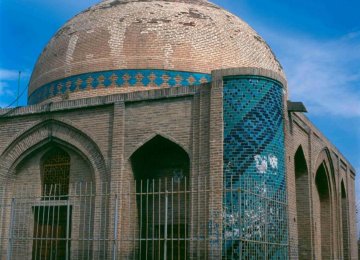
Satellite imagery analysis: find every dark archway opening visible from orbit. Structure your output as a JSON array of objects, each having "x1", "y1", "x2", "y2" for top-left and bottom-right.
[
  {"x1": 341, "y1": 181, "x2": 349, "y2": 260},
  {"x1": 294, "y1": 146, "x2": 311, "y2": 259},
  {"x1": 315, "y1": 163, "x2": 331, "y2": 260},
  {"x1": 32, "y1": 147, "x2": 72, "y2": 260},
  {"x1": 131, "y1": 135, "x2": 190, "y2": 259}
]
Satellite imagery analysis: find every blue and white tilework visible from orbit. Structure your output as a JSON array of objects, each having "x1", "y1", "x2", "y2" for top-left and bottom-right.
[
  {"x1": 223, "y1": 76, "x2": 288, "y2": 259},
  {"x1": 28, "y1": 69, "x2": 211, "y2": 105}
]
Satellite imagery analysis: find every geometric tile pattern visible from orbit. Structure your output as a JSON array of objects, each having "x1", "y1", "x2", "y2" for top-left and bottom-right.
[
  {"x1": 28, "y1": 69, "x2": 211, "y2": 105},
  {"x1": 223, "y1": 76, "x2": 288, "y2": 259}
]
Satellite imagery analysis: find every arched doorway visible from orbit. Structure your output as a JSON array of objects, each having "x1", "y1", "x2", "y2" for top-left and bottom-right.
[
  {"x1": 315, "y1": 163, "x2": 332, "y2": 260},
  {"x1": 341, "y1": 181, "x2": 349, "y2": 259},
  {"x1": 130, "y1": 135, "x2": 190, "y2": 259},
  {"x1": 33, "y1": 147, "x2": 71, "y2": 260},
  {"x1": 294, "y1": 146, "x2": 311, "y2": 259},
  {"x1": 0, "y1": 121, "x2": 103, "y2": 259}
]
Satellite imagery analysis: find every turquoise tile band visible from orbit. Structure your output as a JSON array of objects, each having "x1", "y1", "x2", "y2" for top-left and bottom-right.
[{"x1": 28, "y1": 69, "x2": 212, "y2": 105}]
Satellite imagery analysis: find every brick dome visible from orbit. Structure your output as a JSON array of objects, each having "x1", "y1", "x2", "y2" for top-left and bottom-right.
[{"x1": 28, "y1": 0, "x2": 285, "y2": 104}]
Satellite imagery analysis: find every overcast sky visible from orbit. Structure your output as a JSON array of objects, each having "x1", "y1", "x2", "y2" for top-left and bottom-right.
[{"x1": 0, "y1": 0, "x2": 359, "y2": 234}]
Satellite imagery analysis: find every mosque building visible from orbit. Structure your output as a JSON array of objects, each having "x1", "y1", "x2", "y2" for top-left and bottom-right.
[{"x1": 0, "y1": 0, "x2": 357, "y2": 259}]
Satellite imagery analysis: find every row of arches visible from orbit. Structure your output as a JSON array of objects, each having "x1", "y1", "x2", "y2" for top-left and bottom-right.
[
  {"x1": 294, "y1": 146, "x2": 350, "y2": 260},
  {"x1": 1, "y1": 125, "x2": 191, "y2": 259}
]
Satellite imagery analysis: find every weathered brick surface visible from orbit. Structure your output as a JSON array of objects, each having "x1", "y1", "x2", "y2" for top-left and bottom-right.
[
  {"x1": 287, "y1": 112, "x2": 358, "y2": 260},
  {"x1": 1, "y1": 65, "x2": 358, "y2": 258},
  {"x1": 28, "y1": 0, "x2": 284, "y2": 102},
  {"x1": 0, "y1": 0, "x2": 357, "y2": 258}
]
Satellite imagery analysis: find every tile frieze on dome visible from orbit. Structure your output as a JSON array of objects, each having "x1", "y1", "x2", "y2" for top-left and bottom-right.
[{"x1": 28, "y1": 69, "x2": 211, "y2": 105}]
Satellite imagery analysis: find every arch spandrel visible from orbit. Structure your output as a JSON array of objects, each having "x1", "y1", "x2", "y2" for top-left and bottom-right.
[{"x1": 126, "y1": 132, "x2": 191, "y2": 162}]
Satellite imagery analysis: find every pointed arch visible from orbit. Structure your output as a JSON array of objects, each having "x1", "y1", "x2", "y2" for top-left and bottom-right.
[
  {"x1": 314, "y1": 148, "x2": 336, "y2": 194},
  {"x1": 294, "y1": 145, "x2": 311, "y2": 259},
  {"x1": 127, "y1": 132, "x2": 190, "y2": 161},
  {"x1": 0, "y1": 121, "x2": 105, "y2": 259},
  {"x1": 315, "y1": 161, "x2": 332, "y2": 259},
  {"x1": 129, "y1": 134, "x2": 190, "y2": 259},
  {"x1": 341, "y1": 180, "x2": 349, "y2": 259},
  {"x1": 0, "y1": 119, "x2": 108, "y2": 185},
  {"x1": 130, "y1": 134, "x2": 190, "y2": 180}
]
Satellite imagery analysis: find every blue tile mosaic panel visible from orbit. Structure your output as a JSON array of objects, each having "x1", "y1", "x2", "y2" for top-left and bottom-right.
[
  {"x1": 28, "y1": 69, "x2": 211, "y2": 105},
  {"x1": 222, "y1": 76, "x2": 288, "y2": 259}
]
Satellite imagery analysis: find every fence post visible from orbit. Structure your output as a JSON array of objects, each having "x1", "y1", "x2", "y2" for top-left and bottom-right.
[
  {"x1": 112, "y1": 194, "x2": 119, "y2": 260},
  {"x1": 66, "y1": 199, "x2": 71, "y2": 260},
  {"x1": 0, "y1": 187, "x2": 6, "y2": 257},
  {"x1": 7, "y1": 198, "x2": 15, "y2": 260},
  {"x1": 164, "y1": 191, "x2": 168, "y2": 260}
]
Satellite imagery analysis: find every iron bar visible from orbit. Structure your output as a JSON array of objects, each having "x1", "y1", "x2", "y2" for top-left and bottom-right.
[
  {"x1": 163, "y1": 184, "x2": 168, "y2": 260},
  {"x1": 112, "y1": 194, "x2": 119, "y2": 260},
  {"x1": 66, "y1": 198, "x2": 70, "y2": 260},
  {"x1": 6, "y1": 198, "x2": 15, "y2": 260},
  {"x1": 0, "y1": 176, "x2": 288, "y2": 259}
]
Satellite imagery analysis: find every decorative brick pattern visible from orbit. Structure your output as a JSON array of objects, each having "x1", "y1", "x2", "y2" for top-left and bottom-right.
[
  {"x1": 222, "y1": 76, "x2": 288, "y2": 258},
  {"x1": 29, "y1": 0, "x2": 285, "y2": 97},
  {"x1": 28, "y1": 69, "x2": 211, "y2": 104}
]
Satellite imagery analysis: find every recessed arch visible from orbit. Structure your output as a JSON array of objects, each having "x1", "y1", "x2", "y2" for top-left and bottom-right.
[
  {"x1": 294, "y1": 145, "x2": 311, "y2": 259},
  {"x1": 6, "y1": 140, "x2": 97, "y2": 260},
  {"x1": 130, "y1": 134, "x2": 190, "y2": 259},
  {"x1": 0, "y1": 119, "x2": 108, "y2": 185},
  {"x1": 130, "y1": 134, "x2": 190, "y2": 180},
  {"x1": 341, "y1": 180, "x2": 349, "y2": 259},
  {"x1": 314, "y1": 148, "x2": 336, "y2": 194},
  {"x1": 315, "y1": 162, "x2": 332, "y2": 260}
]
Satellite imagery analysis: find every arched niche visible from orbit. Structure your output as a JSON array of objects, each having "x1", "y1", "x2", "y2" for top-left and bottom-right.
[
  {"x1": 130, "y1": 135, "x2": 190, "y2": 259},
  {"x1": 0, "y1": 119, "x2": 108, "y2": 186},
  {"x1": 11, "y1": 141, "x2": 95, "y2": 195},
  {"x1": 315, "y1": 162, "x2": 332, "y2": 260},
  {"x1": 341, "y1": 180, "x2": 349, "y2": 260},
  {"x1": 294, "y1": 146, "x2": 311, "y2": 259},
  {"x1": 4, "y1": 140, "x2": 98, "y2": 260}
]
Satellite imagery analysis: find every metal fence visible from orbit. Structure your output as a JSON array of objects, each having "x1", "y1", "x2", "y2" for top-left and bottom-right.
[
  {"x1": 0, "y1": 176, "x2": 288, "y2": 259},
  {"x1": 0, "y1": 176, "x2": 216, "y2": 260}
]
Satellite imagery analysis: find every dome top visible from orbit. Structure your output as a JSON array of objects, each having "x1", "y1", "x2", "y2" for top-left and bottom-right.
[{"x1": 28, "y1": 0, "x2": 285, "y2": 104}]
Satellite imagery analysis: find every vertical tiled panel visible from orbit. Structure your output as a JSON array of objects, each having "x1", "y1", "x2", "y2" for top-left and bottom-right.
[{"x1": 223, "y1": 76, "x2": 288, "y2": 259}]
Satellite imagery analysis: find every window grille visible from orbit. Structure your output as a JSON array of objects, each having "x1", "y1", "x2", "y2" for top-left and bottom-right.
[{"x1": 42, "y1": 148, "x2": 70, "y2": 200}]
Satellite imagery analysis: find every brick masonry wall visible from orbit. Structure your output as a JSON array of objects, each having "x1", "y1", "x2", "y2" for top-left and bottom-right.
[
  {"x1": 287, "y1": 112, "x2": 358, "y2": 260},
  {"x1": 286, "y1": 115, "x2": 313, "y2": 260},
  {"x1": 0, "y1": 70, "x2": 357, "y2": 259},
  {"x1": 0, "y1": 84, "x2": 214, "y2": 258}
]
